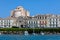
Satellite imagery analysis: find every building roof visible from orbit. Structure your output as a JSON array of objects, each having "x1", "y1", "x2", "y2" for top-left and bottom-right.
[{"x1": 3, "y1": 17, "x2": 17, "y2": 20}]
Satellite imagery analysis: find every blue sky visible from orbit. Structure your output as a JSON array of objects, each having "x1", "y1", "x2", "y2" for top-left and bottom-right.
[{"x1": 0, "y1": 0, "x2": 60, "y2": 18}]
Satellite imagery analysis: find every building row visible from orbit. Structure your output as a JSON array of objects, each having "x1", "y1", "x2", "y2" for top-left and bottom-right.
[{"x1": 0, "y1": 6, "x2": 60, "y2": 28}]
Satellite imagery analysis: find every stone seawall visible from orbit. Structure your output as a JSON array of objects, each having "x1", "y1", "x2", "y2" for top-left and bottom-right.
[
  {"x1": 0, "y1": 31, "x2": 24, "y2": 35},
  {"x1": 0, "y1": 31, "x2": 60, "y2": 35}
]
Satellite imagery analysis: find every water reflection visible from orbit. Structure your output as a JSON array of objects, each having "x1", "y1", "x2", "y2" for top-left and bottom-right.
[{"x1": 0, "y1": 35, "x2": 60, "y2": 40}]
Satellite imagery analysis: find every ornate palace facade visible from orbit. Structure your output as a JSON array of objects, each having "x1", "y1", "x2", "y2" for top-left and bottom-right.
[{"x1": 0, "y1": 6, "x2": 60, "y2": 28}]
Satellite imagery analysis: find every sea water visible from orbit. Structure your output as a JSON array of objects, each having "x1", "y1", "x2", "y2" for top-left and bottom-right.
[{"x1": 0, "y1": 34, "x2": 60, "y2": 40}]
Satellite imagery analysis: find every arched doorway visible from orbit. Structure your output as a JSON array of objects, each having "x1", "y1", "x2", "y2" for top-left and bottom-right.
[{"x1": 21, "y1": 25, "x2": 23, "y2": 28}]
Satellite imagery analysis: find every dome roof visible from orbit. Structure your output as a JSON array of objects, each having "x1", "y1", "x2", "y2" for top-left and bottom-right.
[{"x1": 16, "y1": 6, "x2": 23, "y2": 9}]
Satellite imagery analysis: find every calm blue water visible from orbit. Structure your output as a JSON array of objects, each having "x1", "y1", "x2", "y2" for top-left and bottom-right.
[{"x1": 0, "y1": 34, "x2": 60, "y2": 40}]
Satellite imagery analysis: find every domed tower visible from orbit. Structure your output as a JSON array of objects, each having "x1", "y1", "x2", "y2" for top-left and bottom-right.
[{"x1": 11, "y1": 6, "x2": 30, "y2": 17}]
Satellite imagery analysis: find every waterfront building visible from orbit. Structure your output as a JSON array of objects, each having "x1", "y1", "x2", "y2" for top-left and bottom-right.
[
  {"x1": 47, "y1": 14, "x2": 60, "y2": 28},
  {"x1": 0, "y1": 17, "x2": 17, "y2": 28},
  {"x1": 0, "y1": 6, "x2": 60, "y2": 28}
]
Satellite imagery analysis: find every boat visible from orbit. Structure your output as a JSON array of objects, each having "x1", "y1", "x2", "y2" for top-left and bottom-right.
[
  {"x1": 33, "y1": 33, "x2": 36, "y2": 35},
  {"x1": 24, "y1": 31, "x2": 29, "y2": 35},
  {"x1": 0, "y1": 33, "x2": 1, "y2": 35},
  {"x1": 41, "y1": 32, "x2": 44, "y2": 35}
]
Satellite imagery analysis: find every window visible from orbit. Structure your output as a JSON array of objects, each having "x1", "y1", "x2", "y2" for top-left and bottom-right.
[
  {"x1": 28, "y1": 21, "x2": 31, "y2": 24},
  {"x1": 34, "y1": 21, "x2": 35, "y2": 24},
  {"x1": 38, "y1": 17, "x2": 39, "y2": 19},
  {"x1": 54, "y1": 22, "x2": 56, "y2": 24},
  {"x1": 45, "y1": 16, "x2": 47, "y2": 19},
  {"x1": 19, "y1": 21, "x2": 21, "y2": 22},
  {"x1": 39, "y1": 17, "x2": 41, "y2": 19}
]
